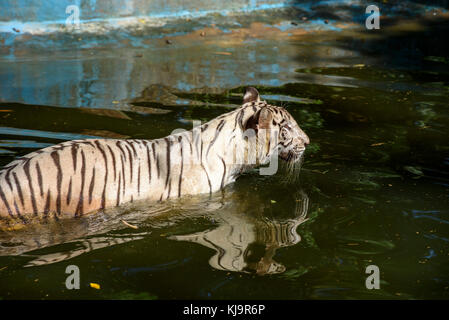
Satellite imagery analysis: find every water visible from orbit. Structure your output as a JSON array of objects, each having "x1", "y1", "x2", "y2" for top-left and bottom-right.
[{"x1": 0, "y1": 10, "x2": 448, "y2": 299}]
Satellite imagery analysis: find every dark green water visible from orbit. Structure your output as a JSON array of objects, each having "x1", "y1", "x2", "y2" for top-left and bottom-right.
[{"x1": 0, "y1": 25, "x2": 449, "y2": 299}]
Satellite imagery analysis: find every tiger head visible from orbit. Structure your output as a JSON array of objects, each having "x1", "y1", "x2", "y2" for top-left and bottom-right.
[{"x1": 242, "y1": 87, "x2": 310, "y2": 164}]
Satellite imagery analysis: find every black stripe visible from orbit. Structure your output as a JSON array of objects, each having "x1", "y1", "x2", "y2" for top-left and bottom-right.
[
  {"x1": 124, "y1": 144, "x2": 134, "y2": 183},
  {"x1": 164, "y1": 138, "x2": 171, "y2": 197},
  {"x1": 201, "y1": 164, "x2": 212, "y2": 194},
  {"x1": 202, "y1": 237, "x2": 226, "y2": 269},
  {"x1": 67, "y1": 178, "x2": 72, "y2": 205},
  {"x1": 282, "y1": 139, "x2": 293, "y2": 148},
  {"x1": 4, "y1": 169, "x2": 13, "y2": 191},
  {"x1": 120, "y1": 155, "x2": 125, "y2": 196},
  {"x1": 234, "y1": 109, "x2": 242, "y2": 130},
  {"x1": 100, "y1": 177, "x2": 106, "y2": 208},
  {"x1": 145, "y1": 141, "x2": 152, "y2": 184},
  {"x1": 51, "y1": 151, "x2": 62, "y2": 216},
  {"x1": 36, "y1": 162, "x2": 44, "y2": 197},
  {"x1": 116, "y1": 174, "x2": 121, "y2": 206},
  {"x1": 116, "y1": 142, "x2": 127, "y2": 172},
  {"x1": 44, "y1": 189, "x2": 51, "y2": 217},
  {"x1": 94, "y1": 140, "x2": 108, "y2": 210},
  {"x1": 116, "y1": 142, "x2": 127, "y2": 194},
  {"x1": 71, "y1": 144, "x2": 78, "y2": 171},
  {"x1": 75, "y1": 150, "x2": 86, "y2": 217},
  {"x1": 178, "y1": 136, "x2": 183, "y2": 197},
  {"x1": 219, "y1": 156, "x2": 226, "y2": 189},
  {"x1": 266, "y1": 136, "x2": 271, "y2": 157},
  {"x1": 12, "y1": 200, "x2": 20, "y2": 216},
  {"x1": 153, "y1": 142, "x2": 159, "y2": 179},
  {"x1": 0, "y1": 187, "x2": 14, "y2": 217},
  {"x1": 167, "y1": 183, "x2": 171, "y2": 200},
  {"x1": 23, "y1": 160, "x2": 38, "y2": 216},
  {"x1": 13, "y1": 200, "x2": 26, "y2": 222},
  {"x1": 79, "y1": 140, "x2": 96, "y2": 148},
  {"x1": 237, "y1": 108, "x2": 245, "y2": 129},
  {"x1": 88, "y1": 167, "x2": 96, "y2": 204},
  {"x1": 206, "y1": 119, "x2": 225, "y2": 156},
  {"x1": 116, "y1": 141, "x2": 126, "y2": 157},
  {"x1": 126, "y1": 140, "x2": 138, "y2": 157},
  {"x1": 12, "y1": 172, "x2": 24, "y2": 207},
  {"x1": 107, "y1": 145, "x2": 117, "y2": 181},
  {"x1": 94, "y1": 140, "x2": 107, "y2": 164},
  {"x1": 227, "y1": 134, "x2": 236, "y2": 147}
]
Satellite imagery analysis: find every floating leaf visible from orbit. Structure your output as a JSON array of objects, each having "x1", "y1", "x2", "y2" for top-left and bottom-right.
[{"x1": 90, "y1": 283, "x2": 101, "y2": 290}]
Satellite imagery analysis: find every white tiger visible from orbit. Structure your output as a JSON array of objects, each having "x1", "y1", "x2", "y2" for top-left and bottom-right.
[{"x1": 0, "y1": 88, "x2": 309, "y2": 225}]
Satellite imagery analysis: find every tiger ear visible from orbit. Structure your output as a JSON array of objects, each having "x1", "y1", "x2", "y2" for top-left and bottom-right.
[
  {"x1": 243, "y1": 87, "x2": 261, "y2": 104},
  {"x1": 258, "y1": 107, "x2": 272, "y2": 129},
  {"x1": 243, "y1": 107, "x2": 273, "y2": 131}
]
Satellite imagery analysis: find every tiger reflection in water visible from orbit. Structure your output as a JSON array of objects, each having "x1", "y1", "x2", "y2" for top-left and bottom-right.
[
  {"x1": 169, "y1": 190, "x2": 309, "y2": 275},
  {"x1": 0, "y1": 188, "x2": 309, "y2": 272}
]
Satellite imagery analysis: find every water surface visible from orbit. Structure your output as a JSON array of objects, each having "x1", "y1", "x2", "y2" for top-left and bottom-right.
[{"x1": 0, "y1": 13, "x2": 448, "y2": 299}]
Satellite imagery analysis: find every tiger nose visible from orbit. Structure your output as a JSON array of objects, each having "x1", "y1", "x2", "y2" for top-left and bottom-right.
[
  {"x1": 298, "y1": 128, "x2": 310, "y2": 146},
  {"x1": 302, "y1": 134, "x2": 310, "y2": 146}
]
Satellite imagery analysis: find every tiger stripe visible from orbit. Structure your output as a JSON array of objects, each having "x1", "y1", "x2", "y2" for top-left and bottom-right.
[
  {"x1": 75, "y1": 149, "x2": 86, "y2": 217},
  {"x1": 178, "y1": 135, "x2": 183, "y2": 198}
]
